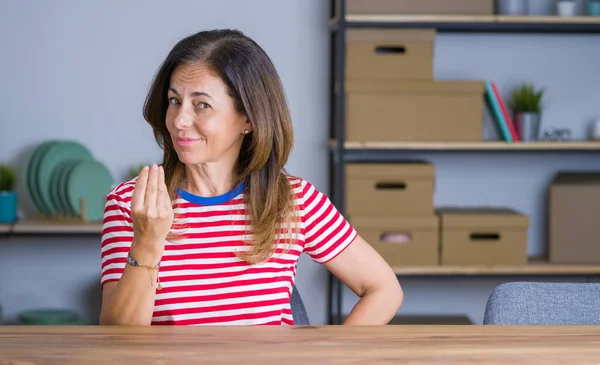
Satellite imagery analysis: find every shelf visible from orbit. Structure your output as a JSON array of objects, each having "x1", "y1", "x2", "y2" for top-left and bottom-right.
[
  {"x1": 331, "y1": 140, "x2": 600, "y2": 151},
  {"x1": 391, "y1": 258, "x2": 600, "y2": 276},
  {"x1": 333, "y1": 14, "x2": 600, "y2": 33},
  {"x1": 0, "y1": 219, "x2": 103, "y2": 236}
]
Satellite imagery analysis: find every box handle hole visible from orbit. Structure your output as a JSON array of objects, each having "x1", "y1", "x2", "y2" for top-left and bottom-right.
[
  {"x1": 375, "y1": 182, "x2": 406, "y2": 190},
  {"x1": 380, "y1": 232, "x2": 412, "y2": 244},
  {"x1": 470, "y1": 233, "x2": 500, "y2": 241},
  {"x1": 375, "y1": 46, "x2": 406, "y2": 54}
]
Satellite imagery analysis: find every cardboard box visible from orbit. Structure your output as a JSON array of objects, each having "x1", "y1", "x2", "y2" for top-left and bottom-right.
[
  {"x1": 351, "y1": 215, "x2": 439, "y2": 266},
  {"x1": 346, "y1": 0, "x2": 494, "y2": 15},
  {"x1": 346, "y1": 29, "x2": 435, "y2": 82},
  {"x1": 438, "y1": 207, "x2": 529, "y2": 266},
  {"x1": 549, "y1": 172, "x2": 600, "y2": 264},
  {"x1": 346, "y1": 162, "x2": 435, "y2": 216},
  {"x1": 346, "y1": 80, "x2": 485, "y2": 142}
]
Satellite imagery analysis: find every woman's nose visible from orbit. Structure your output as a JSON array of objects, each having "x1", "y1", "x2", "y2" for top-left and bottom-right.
[{"x1": 173, "y1": 106, "x2": 194, "y2": 129}]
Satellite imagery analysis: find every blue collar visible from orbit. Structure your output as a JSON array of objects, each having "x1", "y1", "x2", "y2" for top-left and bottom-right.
[{"x1": 176, "y1": 182, "x2": 246, "y2": 206}]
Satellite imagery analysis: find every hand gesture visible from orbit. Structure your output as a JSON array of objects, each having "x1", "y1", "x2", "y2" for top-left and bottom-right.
[{"x1": 130, "y1": 164, "x2": 174, "y2": 256}]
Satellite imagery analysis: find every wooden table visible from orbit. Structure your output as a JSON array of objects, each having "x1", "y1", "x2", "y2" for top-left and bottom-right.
[{"x1": 1, "y1": 325, "x2": 600, "y2": 364}]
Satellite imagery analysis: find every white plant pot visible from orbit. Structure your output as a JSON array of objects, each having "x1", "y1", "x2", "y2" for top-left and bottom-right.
[
  {"x1": 557, "y1": 1, "x2": 577, "y2": 16},
  {"x1": 589, "y1": 118, "x2": 600, "y2": 140}
]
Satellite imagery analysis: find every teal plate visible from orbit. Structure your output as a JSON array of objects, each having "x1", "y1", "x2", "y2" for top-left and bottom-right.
[
  {"x1": 26, "y1": 141, "x2": 58, "y2": 215},
  {"x1": 59, "y1": 160, "x2": 83, "y2": 217},
  {"x1": 49, "y1": 160, "x2": 78, "y2": 216},
  {"x1": 66, "y1": 160, "x2": 114, "y2": 222},
  {"x1": 48, "y1": 160, "x2": 68, "y2": 216},
  {"x1": 36, "y1": 141, "x2": 94, "y2": 216}
]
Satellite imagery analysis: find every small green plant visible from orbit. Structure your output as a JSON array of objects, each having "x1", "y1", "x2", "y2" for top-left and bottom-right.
[
  {"x1": 509, "y1": 83, "x2": 545, "y2": 113},
  {"x1": 0, "y1": 164, "x2": 16, "y2": 191}
]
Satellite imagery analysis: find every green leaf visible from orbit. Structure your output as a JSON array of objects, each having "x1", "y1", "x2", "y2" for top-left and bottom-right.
[
  {"x1": 0, "y1": 164, "x2": 16, "y2": 191},
  {"x1": 509, "y1": 83, "x2": 545, "y2": 113}
]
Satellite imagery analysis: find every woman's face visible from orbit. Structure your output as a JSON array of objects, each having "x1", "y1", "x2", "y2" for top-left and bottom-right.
[{"x1": 165, "y1": 62, "x2": 251, "y2": 166}]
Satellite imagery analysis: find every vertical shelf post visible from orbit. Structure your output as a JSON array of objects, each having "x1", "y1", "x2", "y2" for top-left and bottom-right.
[{"x1": 328, "y1": 0, "x2": 347, "y2": 325}]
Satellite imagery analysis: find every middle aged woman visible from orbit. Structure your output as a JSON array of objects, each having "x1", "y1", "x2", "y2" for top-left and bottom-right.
[{"x1": 99, "y1": 28, "x2": 403, "y2": 326}]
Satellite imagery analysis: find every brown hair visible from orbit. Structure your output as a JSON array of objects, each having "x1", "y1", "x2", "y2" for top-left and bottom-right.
[{"x1": 142, "y1": 29, "x2": 300, "y2": 264}]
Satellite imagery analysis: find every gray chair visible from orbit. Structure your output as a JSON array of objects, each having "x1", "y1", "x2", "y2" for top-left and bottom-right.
[
  {"x1": 291, "y1": 286, "x2": 310, "y2": 325},
  {"x1": 483, "y1": 282, "x2": 600, "y2": 325}
]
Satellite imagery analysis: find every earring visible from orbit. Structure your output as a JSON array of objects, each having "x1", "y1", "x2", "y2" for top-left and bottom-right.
[{"x1": 243, "y1": 129, "x2": 250, "y2": 135}]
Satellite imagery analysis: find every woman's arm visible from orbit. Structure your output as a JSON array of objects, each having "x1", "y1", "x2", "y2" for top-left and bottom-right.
[
  {"x1": 324, "y1": 235, "x2": 403, "y2": 325},
  {"x1": 99, "y1": 164, "x2": 173, "y2": 326},
  {"x1": 99, "y1": 243, "x2": 162, "y2": 326}
]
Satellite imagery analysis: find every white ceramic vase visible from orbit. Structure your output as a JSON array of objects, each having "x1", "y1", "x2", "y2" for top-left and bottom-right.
[
  {"x1": 589, "y1": 118, "x2": 600, "y2": 140},
  {"x1": 557, "y1": 0, "x2": 577, "y2": 16}
]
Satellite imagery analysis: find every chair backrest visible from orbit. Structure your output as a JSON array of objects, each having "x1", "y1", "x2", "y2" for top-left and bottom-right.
[
  {"x1": 483, "y1": 282, "x2": 600, "y2": 325},
  {"x1": 291, "y1": 286, "x2": 310, "y2": 325}
]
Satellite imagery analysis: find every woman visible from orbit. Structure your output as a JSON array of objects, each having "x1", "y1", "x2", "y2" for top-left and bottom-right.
[{"x1": 99, "y1": 29, "x2": 402, "y2": 326}]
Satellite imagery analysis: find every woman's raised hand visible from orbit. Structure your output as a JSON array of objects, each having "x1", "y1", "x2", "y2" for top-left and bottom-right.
[{"x1": 130, "y1": 164, "x2": 174, "y2": 259}]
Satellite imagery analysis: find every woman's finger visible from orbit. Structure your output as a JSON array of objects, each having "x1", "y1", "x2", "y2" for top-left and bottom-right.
[
  {"x1": 158, "y1": 166, "x2": 172, "y2": 211},
  {"x1": 145, "y1": 164, "x2": 159, "y2": 208},
  {"x1": 131, "y1": 165, "x2": 149, "y2": 209}
]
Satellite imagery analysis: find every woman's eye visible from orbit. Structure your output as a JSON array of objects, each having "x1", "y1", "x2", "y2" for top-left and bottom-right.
[
  {"x1": 198, "y1": 102, "x2": 211, "y2": 109},
  {"x1": 168, "y1": 97, "x2": 180, "y2": 105}
]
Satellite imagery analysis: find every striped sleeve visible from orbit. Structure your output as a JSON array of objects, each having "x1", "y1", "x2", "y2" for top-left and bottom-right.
[
  {"x1": 300, "y1": 180, "x2": 357, "y2": 264},
  {"x1": 100, "y1": 180, "x2": 135, "y2": 289}
]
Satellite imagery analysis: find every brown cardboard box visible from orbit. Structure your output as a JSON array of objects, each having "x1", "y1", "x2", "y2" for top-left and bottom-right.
[
  {"x1": 346, "y1": 0, "x2": 494, "y2": 15},
  {"x1": 438, "y1": 207, "x2": 529, "y2": 266},
  {"x1": 346, "y1": 162, "x2": 435, "y2": 216},
  {"x1": 346, "y1": 80, "x2": 485, "y2": 142},
  {"x1": 351, "y1": 215, "x2": 439, "y2": 266},
  {"x1": 549, "y1": 172, "x2": 600, "y2": 264},
  {"x1": 346, "y1": 29, "x2": 435, "y2": 82}
]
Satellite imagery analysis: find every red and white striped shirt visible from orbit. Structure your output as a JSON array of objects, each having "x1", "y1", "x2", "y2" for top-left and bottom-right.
[{"x1": 100, "y1": 176, "x2": 357, "y2": 325}]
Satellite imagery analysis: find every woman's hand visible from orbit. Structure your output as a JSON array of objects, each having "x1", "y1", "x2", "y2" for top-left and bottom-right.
[{"x1": 130, "y1": 164, "x2": 173, "y2": 260}]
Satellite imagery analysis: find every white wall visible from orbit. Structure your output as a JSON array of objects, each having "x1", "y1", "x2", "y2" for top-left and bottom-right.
[
  {"x1": 0, "y1": 0, "x2": 332, "y2": 325},
  {"x1": 1, "y1": 1, "x2": 600, "y2": 325}
]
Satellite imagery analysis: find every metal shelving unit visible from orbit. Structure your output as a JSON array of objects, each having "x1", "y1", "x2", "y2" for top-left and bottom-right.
[
  {"x1": 332, "y1": 14, "x2": 600, "y2": 33},
  {"x1": 327, "y1": 0, "x2": 600, "y2": 325}
]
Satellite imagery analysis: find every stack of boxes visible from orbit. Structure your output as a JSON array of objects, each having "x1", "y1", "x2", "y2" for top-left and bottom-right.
[
  {"x1": 346, "y1": 162, "x2": 439, "y2": 266},
  {"x1": 345, "y1": 28, "x2": 485, "y2": 142},
  {"x1": 345, "y1": 165, "x2": 531, "y2": 267},
  {"x1": 346, "y1": 167, "x2": 531, "y2": 267},
  {"x1": 343, "y1": 20, "x2": 530, "y2": 267}
]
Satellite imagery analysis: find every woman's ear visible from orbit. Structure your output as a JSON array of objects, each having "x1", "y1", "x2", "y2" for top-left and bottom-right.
[{"x1": 242, "y1": 117, "x2": 252, "y2": 134}]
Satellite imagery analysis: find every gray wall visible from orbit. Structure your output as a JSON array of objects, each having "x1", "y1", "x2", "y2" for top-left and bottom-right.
[{"x1": 1, "y1": 0, "x2": 599, "y2": 325}]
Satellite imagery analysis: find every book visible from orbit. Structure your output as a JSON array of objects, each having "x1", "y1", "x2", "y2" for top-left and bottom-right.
[
  {"x1": 491, "y1": 82, "x2": 519, "y2": 142},
  {"x1": 484, "y1": 81, "x2": 513, "y2": 142}
]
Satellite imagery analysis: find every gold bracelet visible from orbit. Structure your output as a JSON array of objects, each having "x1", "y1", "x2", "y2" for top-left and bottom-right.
[{"x1": 126, "y1": 253, "x2": 163, "y2": 290}]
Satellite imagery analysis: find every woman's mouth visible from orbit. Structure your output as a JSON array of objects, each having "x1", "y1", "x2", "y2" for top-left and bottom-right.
[{"x1": 176, "y1": 137, "x2": 200, "y2": 147}]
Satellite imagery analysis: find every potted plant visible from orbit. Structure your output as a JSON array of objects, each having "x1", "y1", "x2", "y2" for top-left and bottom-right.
[
  {"x1": 509, "y1": 83, "x2": 545, "y2": 141},
  {"x1": 0, "y1": 164, "x2": 18, "y2": 223}
]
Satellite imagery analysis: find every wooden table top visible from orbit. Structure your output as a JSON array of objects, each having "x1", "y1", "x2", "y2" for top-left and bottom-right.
[{"x1": 1, "y1": 325, "x2": 600, "y2": 364}]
